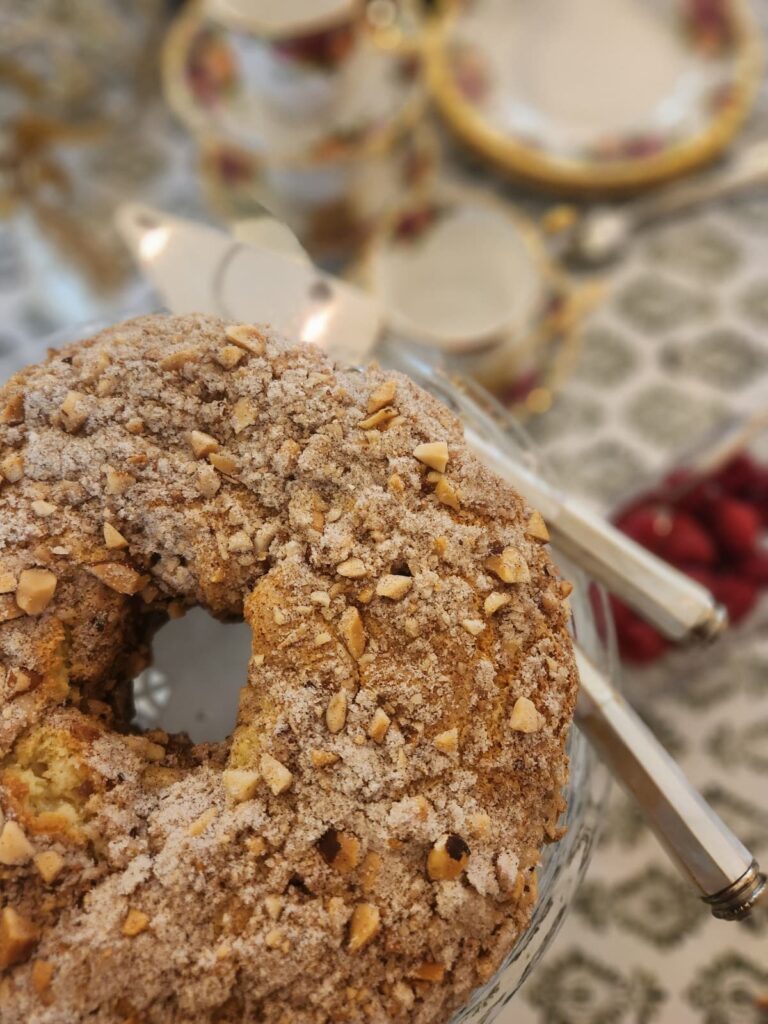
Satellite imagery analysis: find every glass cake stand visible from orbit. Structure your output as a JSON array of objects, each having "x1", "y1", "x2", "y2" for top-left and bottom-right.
[{"x1": 6, "y1": 320, "x2": 614, "y2": 1022}]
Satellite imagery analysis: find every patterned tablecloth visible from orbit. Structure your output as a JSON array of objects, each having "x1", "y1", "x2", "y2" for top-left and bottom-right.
[{"x1": 1, "y1": 34, "x2": 767, "y2": 1024}]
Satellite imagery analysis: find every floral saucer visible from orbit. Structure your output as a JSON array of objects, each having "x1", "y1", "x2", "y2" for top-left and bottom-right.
[{"x1": 428, "y1": 0, "x2": 761, "y2": 193}]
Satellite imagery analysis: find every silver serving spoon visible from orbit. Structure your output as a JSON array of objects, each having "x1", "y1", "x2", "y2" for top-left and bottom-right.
[{"x1": 558, "y1": 140, "x2": 768, "y2": 268}]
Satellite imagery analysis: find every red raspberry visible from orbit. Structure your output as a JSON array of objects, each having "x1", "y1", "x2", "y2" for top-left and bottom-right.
[
  {"x1": 711, "y1": 498, "x2": 761, "y2": 557},
  {"x1": 710, "y1": 575, "x2": 758, "y2": 624},
  {"x1": 714, "y1": 454, "x2": 762, "y2": 498},
  {"x1": 660, "y1": 510, "x2": 717, "y2": 566},
  {"x1": 739, "y1": 551, "x2": 768, "y2": 585}
]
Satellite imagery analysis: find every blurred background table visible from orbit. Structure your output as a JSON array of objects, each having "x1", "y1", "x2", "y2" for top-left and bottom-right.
[{"x1": 0, "y1": 2, "x2": 767, "y2": 1021}]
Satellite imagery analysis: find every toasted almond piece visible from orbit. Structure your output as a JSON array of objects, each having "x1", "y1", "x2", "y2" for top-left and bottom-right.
[
  {"x1": 326, "y1": 691, "x2": 348, "y2": 734},
  {"x1": 433, "y1": 728, "x2": 458, "y2": 754},
  {"x1": 1, "y1": 393, "x2": 24, "y2": 425},
  {"x1": 310, "y1": 590, "x2": 331, "y2": 607},
  {"x1": 559, "y1": 580, "x2": 574, "y2": 598},
  {"x1": 426, "y1": 833, "x2": 470, "y2": 881},
  {"x1": 215, "y1": 344, "x2": 246, "y2": 369},
  {"x1": 375, "y1": 574, "x2": 413, "y2": 601},
  {"x1": 225, "y1": 323, "x2": 266, "y2": 355},
  {"x1": 526, "y1": 510, "x2": 550, "y2": 543},
  {"x1": 367, "y1": 708, "x2": 391, "y2": 744},
  {"x1": 103, "y1": 522, "x2": 128, "y2": 549},
  {"x1": 265, "y1": 896, "x2": 283, "y2": 921},
  {"x1": 34, "y1": 850, "x2": 64, "y2": 884},
  {"x1": 348, "y1": 903, "x2": 380, "y2": 953},
  {"x1": 188, "y1": 807, "x2": 218, "y2": 837},
  {"x1": 434, "y1": 477, "x2": 460, "y2": 511},
  {"x1": 510, "y1": 696, "x2": 545, "y2": 734},
  {"x1": 31, "y1": 957, "x2": 54, "y2": 994},
  {"x1": 0, "y1": 821, "x2": 34, "y2": 865},
  {"x1": 1, "y1": 453, "x2": 24, "y2": 483},
  {"x1": 339, "y1": 606, "x2": 366, "y2": 659},
  {"x1": 359, "y1": 851, "x2": 382, "y2": 893},
  {"x1": 337, "y1": 557, "x2": 367, "y2": 579},
  {"x1": 0, "y1": 572, "x2": 16, "y2": 594},
  {"x1": 311, "y1": 749, "x2": 340, "y2": 768},
  {"x1": 461, "y1": 618, "x2": 485, "y2": 637},
  {"x1": 485, "y1": 547, "x2": 530, "y2": 584},
  {"x1": 104, "y1": 466, "x2": 134, "y2": 495},
  {"x1": 209, "y1": 451, "x2": 238, "y2": 475},
  {"x1": 315, "y1": 630, "x2": 333, "y2": 646},
  {"x1": 16, "y1": 569, "x2": 57, "y2": 615},
  {"x1": 59, "y1": 390, "x2": 88, "y2": 433},
  {"x1": 232, "y1": 397, "x2": 257, "y2": 434},
  {"x1": 31, "y1": 500, "x2": 55, "y2": 518},
  {"x1": 411, "y1": 962, "x2": 445, "y2": 982},
  {"x1": 317, "y1": 828, "x2": 361, "y2": 874},
  {"x1": 87, "y1": 563, "x2": 148, "y2": 596},
  {"x1": 413, "y1": 441, "x2": 449, "y2": 473},
  {"x1": 484, "y1": 591, "x2": 511, "y2": 616},
  {"x1": 368, "y1": 380, "x2": 396, "y2": 413},
  {"x1": 160, "y1": 348, "x2": 197, "y2": 371},
  {"x1": 197, "y1": 464, "x2": 221, "y2": 498},
  {"x1": 359, "y1": 407, "x2": 398, "y2": 430},
  {"x1": 121, "y1": 909, "x2": 150, "y2": 937},
  {"x1": 189, "y1": 430, "x2": 220, "y2": 459},
  {"x1": 260, "y1": 753, "x2": 293, "y2": 796},
  {"x1": 222, "y1": 769, "x2": 260, "y2": 803},
  {"x1": 264, "y1": 928, "x2": 284, "y2": 949},
  {"x1": 0, "y1": 907, "x2": 38, "y2": 970}
]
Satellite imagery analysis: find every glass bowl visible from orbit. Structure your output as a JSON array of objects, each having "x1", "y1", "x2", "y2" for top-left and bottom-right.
[{"x1": 4, "y1": 320, "x2": 613, "y2": 1023}]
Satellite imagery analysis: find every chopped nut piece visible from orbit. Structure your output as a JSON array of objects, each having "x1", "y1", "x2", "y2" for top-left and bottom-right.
[
  {"x1": 468, "y1": 812, "x2": 491, "y2": 839},
  {"x1": 209, "y1": 451, "x2": 238, "y2": 475},
  {"x1": 264, "y1": 928, "x2": 284, "y2": 950},
  {"x1": 104, "y1": 466, "x2": 134, "y2": 495},
  {"x1": 404, "y1": 617, "x2": 420, "y2": 638},
  {"x1": 16, "y1": 569, "x2": 57, "y2": 615},
  {"x1": 125, "y1": 417, "x2": 145, "y2": 434},
  {"x1": 31, "y1": 958, "x2": 53, "y2": 994},
  {"x1": 376, "y1": 574, "x2": 413, "y2": 601},
  {"x1": 359, "y1": 851, "x2": 382, "y2": 893},
  {"x1": 228, "y1": 530, "x2": 253, "y2": 553},
  {"x1": 310, "y1": 590, "x2": 331, "y2": 607},
  {"x1": 433, "y1": 728, "x2": 458, "y2": 754},
  {"x1": 1, "y1": 393, "x2": 24, "y2": 425},
  {"x1": 59, "y1": 390, "x2": 88, "y2": 433},
  {"x1": 123, "y1": 735, "x2": 165, "y2": 762},
  {"x1": 121, "y1": 909, "x2": 150, "y2": 937},
  {"x1": 426, "y1": 834, "x2": 470, "y2": 881},
  {"x1": 0, "y1": 821, "x2": 34, "y2": 865},
  {"x1": 215, "y1": 344, "x2": 246, "y2": 369},
  {"x1": 87, "y1": 563, "x2": 148, "y2": 596},
  {"x1": 160, "y1": 348, "x2": 197, "y2": 371},
  {"x1": 392, "y1": 981, "x2": 415, "y2": 1009},
  {"x1": 0, "y1": 907, "x2": 38, "y2": 969},
  {"x1": 485, "y1": 547, "x2": 531, "y2": 584},
  {"x1": 510, "y1": 696, "x2": 545, "y2": 734},
  {"x1": 103, "y1": 522, "x2": 128, "y2": 549},
  {"x1": 461, "y1": 618, "x2": 485, "y2": 637},
  {"x1": 311, "y1": 749, "x2": 339, "y2": 768},
  {"x1": 348, "y1": 903, "x2": 380, "y2": 953},
  {"x1": 359, "y1": 407, "x2": 398, "y2": 430},
  {"x1": 31, "y1": 500, "x2": 55, "y2": 518},
  {"x1": 0, "y1": 572, "x2": 16, "y2": 594},
  {"x1": 225, "y1": 323, "x2": 266, "y2": 355},
  {"x1": 188, "y1": 808, "x2": 217, "y2": 837},
  {"x1": 526, "y1": 510, "x2": 550, "y2": 543},
  {"x1": 317, "y1": 828, "x2": 361, "y2": 874},
  {"x1": 337, "y1": 557, "x2": 367, "y2": 579},
  {"x1": 232, "y1": 397, "x2": 257, "y2": 434},
  {"x1": 260, "y1": 753, "x2": 293, "y2": 796},
  {"x1": 273, "y1": 608, "x2": 286, "y2": 625},
  {"x1": 189, "y1": 430, "x2": 220, "y2": 458},
  {"x1": 264, "y1": 896, "x2": 283, "y2": 921},
  {"x1": 197, "y1": 464, "x2": 221, "y2": 498},
  {"x1": 315, "y1": 630, "x2": 333, "y2": 646},
  {"x1": 434, "y1": 536, "x2": 447, "y2": 557},
  {"x1": 559, "y1": 580, "x2": 574, "y2": 598},
  {"x1": 484, "y1": 592, "x2": 511, "y2": 616},
  {"x1": 434, "y1": 476, "x2": 461, "y2": 511},
  {"x1": 413, "y1": 441, "x2": 449, "y2": 473},
  {"x1": 1, "y1": 453, "x2": 24, "y2": 483},
  {"x1": 339, "y1": 606, "x2": 366, "y2": 659},
  {"x1": 368, "y1": 380, "x2": 397, "y2": 413},
  {"x1": 411, "y1": 962, "x2": 445, "y2": 982},
  {"x1": 34, "y1": 851, "x2": 64, "y2": 884},
  {"x1": 326, "y1": 691, "x2": 348, "y2": 734},
  {"x1": 245, "y1": 836, "x2": 267, "y2": 856},
  {"x1": 367, "y1": 708, "x2": 391, "y2": 744},
  {"x1": 222, "y1": 769, "x2": 260, "y2": 803}
]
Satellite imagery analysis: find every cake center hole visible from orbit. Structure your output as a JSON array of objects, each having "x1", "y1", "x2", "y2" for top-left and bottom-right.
[{"x1": 132, "y1": 608, "x2": 252, "y2": 743}]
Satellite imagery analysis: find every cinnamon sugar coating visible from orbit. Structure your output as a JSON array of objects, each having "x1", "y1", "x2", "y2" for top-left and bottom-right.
[{"x1": 0, "y1": 314, "x2": 578, "y2": 1023}]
